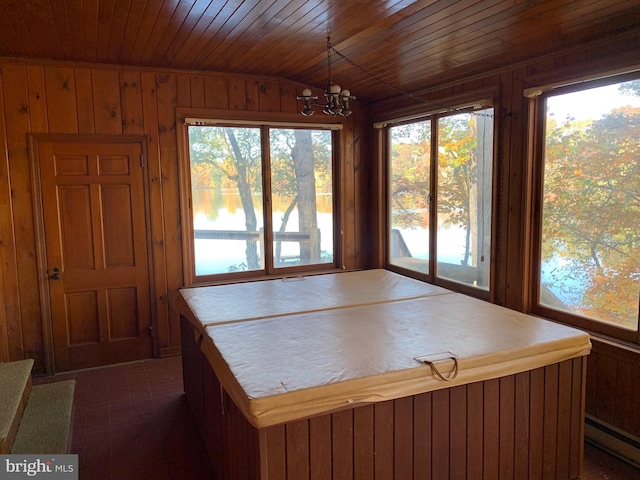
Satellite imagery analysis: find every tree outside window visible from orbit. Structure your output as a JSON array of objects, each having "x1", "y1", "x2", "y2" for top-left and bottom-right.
[
  {"x1": 539, "y1": 79, "x2": 640, "y2": 333},
  {"x1": 187, "y1": 124, "x2": 335, "y2": 278},
  {"x1": 388, "y1": 107, "x2": 494, "y2": 291}
]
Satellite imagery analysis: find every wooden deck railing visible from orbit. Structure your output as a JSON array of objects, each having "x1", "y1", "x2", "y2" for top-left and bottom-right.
[{"x1": 194, "y1": 230, "x2": 313, "y2": 242}]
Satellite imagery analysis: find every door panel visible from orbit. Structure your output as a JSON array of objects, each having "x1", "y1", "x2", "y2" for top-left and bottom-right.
[
  {"x1": 102, "y1": 185, "x2": 135, "y2": 266},
  {"x1": 38, "y1": 139, "x2": 153, "y2": 371},
  {"x1": 67, "y1": 291, "x2": 99, "y2": 344}
]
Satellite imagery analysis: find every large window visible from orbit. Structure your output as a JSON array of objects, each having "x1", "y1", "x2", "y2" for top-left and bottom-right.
[
  {"x1": 185, "y1": 123, "x2": 336, "y2": 281},
  {"x1": 388, "y1": 107, "x2": 495, "y2": 294},
  {"x1": 535, "y1": 77, "x2": 640, "y2": 341}
]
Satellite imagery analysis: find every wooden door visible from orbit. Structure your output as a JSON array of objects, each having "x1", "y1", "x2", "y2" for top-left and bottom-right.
[{"x1": 37, "y1": 139, "x2": 153, "y2": 372}]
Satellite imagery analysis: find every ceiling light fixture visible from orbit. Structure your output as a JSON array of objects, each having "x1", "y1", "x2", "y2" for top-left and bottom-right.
[{"x1": 297, "y1": 36, "x2": 355, "y2": 117}]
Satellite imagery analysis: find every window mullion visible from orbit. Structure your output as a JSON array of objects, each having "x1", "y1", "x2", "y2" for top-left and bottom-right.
[
  {"x1": 261, "y1": 126, "x2": 275, "y2": 275},
  {"x1": 429, "y1": 117, "x2": 438, "y2": 283}
]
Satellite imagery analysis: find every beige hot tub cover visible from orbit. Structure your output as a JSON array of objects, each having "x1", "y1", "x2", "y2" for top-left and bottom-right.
[{"x1": 182, "y1": 270, "x2": 591, "y2": 428}]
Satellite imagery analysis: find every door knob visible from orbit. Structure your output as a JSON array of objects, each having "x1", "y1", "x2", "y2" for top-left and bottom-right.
[{"x1": 50, "y1": 267, "x2": 61, "y2": 280}]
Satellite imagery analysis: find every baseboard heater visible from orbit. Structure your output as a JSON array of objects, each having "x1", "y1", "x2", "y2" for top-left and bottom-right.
[{"x1": 585, "y1": 414, "x2": 640, "y2": 469}]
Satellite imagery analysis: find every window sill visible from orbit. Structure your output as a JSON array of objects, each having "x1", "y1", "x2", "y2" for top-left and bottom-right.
[
  {"x1": 188, "y1": 267, "x2": 347, "y2": 288},
  {"x1": 587, "y1": 332, "x2": 640, "y2": 357}
]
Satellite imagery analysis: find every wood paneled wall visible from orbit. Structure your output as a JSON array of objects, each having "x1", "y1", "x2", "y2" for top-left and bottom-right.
[
  {"x1": 586, "y1": 338, "x2": 640, "y2": 439},
  {"x1": 0, "y1": 25, "x2": 639, "y2": 456},
  {"x1": 368, "y1": 28, "x2": 640, "y2": 451},
  {"x1": 0, "y1": 60, "x2": 369, "y2": 370},
  {"x1": 369, "y1": 28, "x2": 640, "y2": 312}
]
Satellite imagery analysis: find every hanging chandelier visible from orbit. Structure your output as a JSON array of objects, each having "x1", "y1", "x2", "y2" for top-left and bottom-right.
[{"x1": 297, "y1": 36, "x2": 356, "y2": 117}]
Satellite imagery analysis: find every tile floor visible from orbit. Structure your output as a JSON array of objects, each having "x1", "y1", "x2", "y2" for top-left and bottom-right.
[
  {"x1": 583, "y1": 442, "x2": 640, "y2": 480},
  {"x1": 36, "y1": 356, "x2": 214, "y2": 480},
  {"x1": 35, "y1": 356, "x2": 639, "y2": 480}
]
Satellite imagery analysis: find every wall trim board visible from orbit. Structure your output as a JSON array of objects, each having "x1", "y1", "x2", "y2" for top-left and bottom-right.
[
  {"x1": 586, "y1": 336, "x2": 640, "y2": 453},
  {"x1": 586, "y1": 415, "x2": 640, "y2": 469}
]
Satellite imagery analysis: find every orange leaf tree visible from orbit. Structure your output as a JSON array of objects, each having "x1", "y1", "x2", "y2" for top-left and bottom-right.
[{"x1": 542, "y1": 83, "x2": 640, "y2": 327}]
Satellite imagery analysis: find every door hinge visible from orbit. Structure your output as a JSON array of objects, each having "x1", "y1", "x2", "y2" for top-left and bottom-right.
[{"x1": 140, "y1": 154, "x2": 144, "y2": 168}]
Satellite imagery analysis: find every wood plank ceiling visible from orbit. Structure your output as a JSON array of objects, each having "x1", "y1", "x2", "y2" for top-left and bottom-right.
[{"x1": 0, "y1": 0, "x2": 638, "y2": 103}]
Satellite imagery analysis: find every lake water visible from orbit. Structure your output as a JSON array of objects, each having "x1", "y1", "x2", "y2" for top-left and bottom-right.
[{"x1": 193, "y1": 189, "x2": 333, "y2": 274}]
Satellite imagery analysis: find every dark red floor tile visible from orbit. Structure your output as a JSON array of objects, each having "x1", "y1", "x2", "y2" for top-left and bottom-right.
[{"x1": 60, "y1": 357, "x2": 215, "y2": 480}]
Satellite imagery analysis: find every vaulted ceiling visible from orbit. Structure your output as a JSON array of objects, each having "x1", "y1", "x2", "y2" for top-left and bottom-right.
[{"x1": 1, "y1": 0, "x2": 638, "y2": 103}]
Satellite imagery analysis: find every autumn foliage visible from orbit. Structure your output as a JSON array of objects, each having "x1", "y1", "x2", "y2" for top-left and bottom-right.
[{"x1": 541, "y1": 81, "x2": 640, "y2": 329}]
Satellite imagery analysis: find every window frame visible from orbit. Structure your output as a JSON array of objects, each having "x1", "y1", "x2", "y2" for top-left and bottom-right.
[
  {"x1": 383, "y1": 103, "x2": 499, "y2": 301},
  {"x1": 529, "y1": 72, "x2": 640, "y2": 345},
  {"x1": 177, "y1": 113, "x2": 343, "y2": 286}
]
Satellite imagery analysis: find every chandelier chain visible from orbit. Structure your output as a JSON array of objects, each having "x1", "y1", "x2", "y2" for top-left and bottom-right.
[
  {"x1": 329, "y1": 46, "x2": 440, "y2": 108},
  {"x1": 326, "y1": 37, "x2": 333, "y2": 86},
  {"x1": 297, "y1": 37, "x2": 494, "y2": 117},
  {"x1": 329, "y1": 45, "x2": 495, "y2": 119}
]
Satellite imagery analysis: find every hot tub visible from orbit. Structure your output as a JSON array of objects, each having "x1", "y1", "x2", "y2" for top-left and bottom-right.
[{"x1": 179, "y1": 269, "x2": 591, "y2": 480}]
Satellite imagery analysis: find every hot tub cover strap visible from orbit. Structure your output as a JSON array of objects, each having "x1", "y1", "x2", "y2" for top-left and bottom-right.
[{"x1": 414, "y1": 351, "x2": 459, "y2": 382}]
